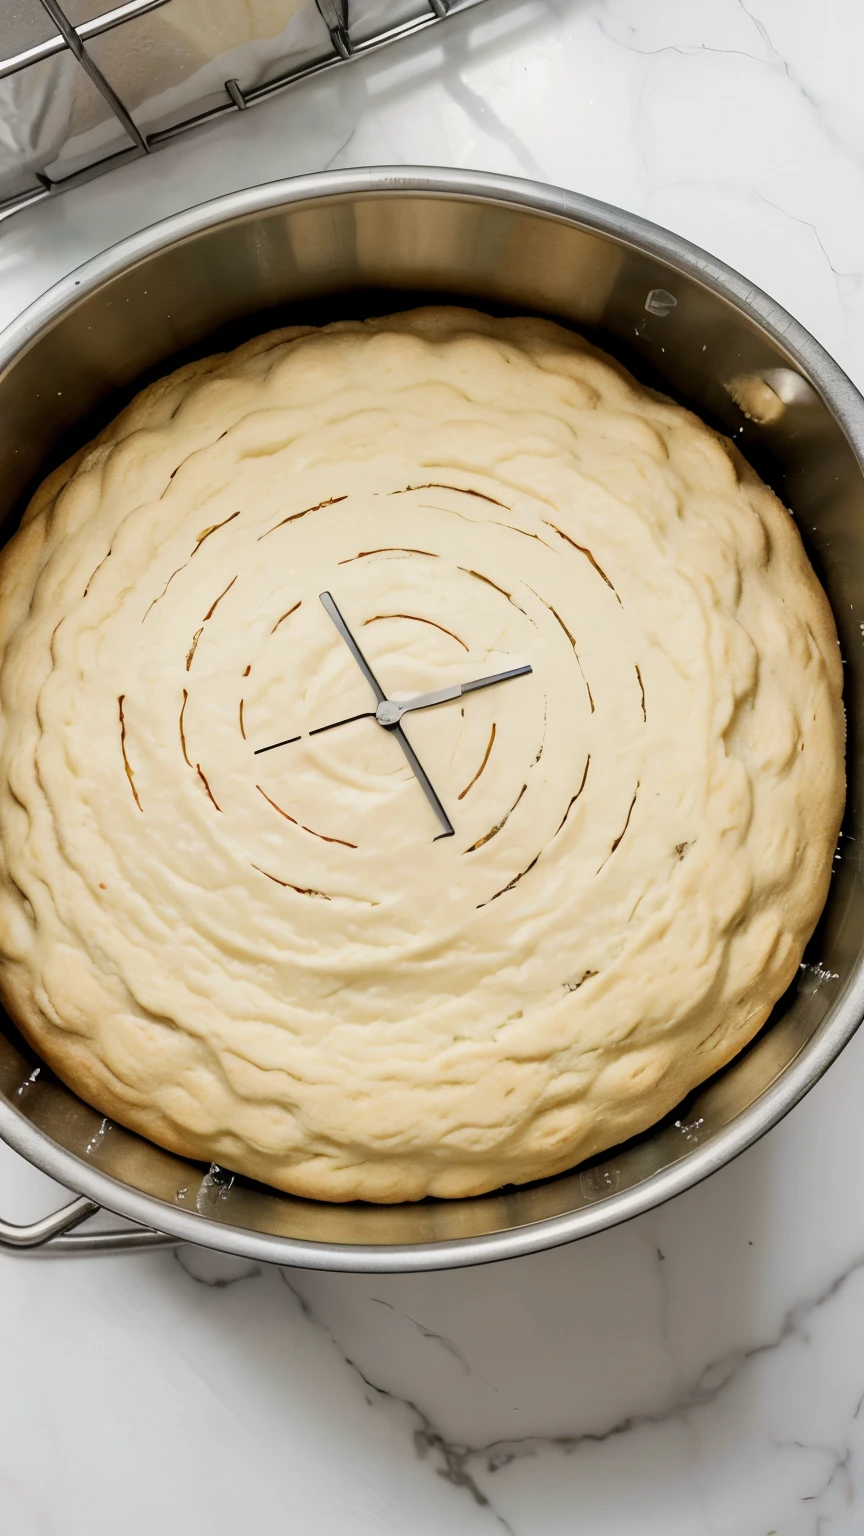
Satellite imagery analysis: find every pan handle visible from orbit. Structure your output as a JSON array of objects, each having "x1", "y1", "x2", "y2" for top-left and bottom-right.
[{"x1": 0, "y1": 1193, "x2": 178, "y2": 1255}]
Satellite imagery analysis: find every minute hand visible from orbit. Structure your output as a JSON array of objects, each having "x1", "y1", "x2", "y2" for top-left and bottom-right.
[
  {"x1": 375, "y1": 665, "x2": 532, "y2": 727},
  {"x1": 319, "y1": 591, "x2": 454, "y2": 839},
  {"x1": 319, "y1": 590, "x2": 386, "y2": 704}
]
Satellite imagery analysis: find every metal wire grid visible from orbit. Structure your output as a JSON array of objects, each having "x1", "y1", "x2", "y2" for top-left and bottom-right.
[{"x1": 0, "y1": 0, "x2": 487, "y2": 221}]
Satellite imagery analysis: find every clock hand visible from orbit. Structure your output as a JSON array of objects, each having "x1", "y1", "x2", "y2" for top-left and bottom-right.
[
  {"x1": 319, "y1": 590, "x2": 386, "y2": 703},
  {"x1": 318, "y1": 591, "x2": 454, "y2": 839},
  {"x1": 254, "y1": 644, "x2": 531, "y2": 777},
  {"x1": 254, "y1": 710, "x2": 454, "y2": 838},
  {"x1": 253, "y1": 733, "x2": 302, "y2": 755},
  {"x1": 460, "y1": 664, "x2": 533, "y2": 694},
  {"x1": 390, "y1": 723, "x2": 455, "y2": 840},
  {"x1": 253, "y1": 711, "x2": 376, "y2": 754},
  {"x1": 256, "y1": 665, "x2": 534, "y2": 749},
  {"x1": 309, "y1": 711, "x2": 377, "y2": 737},
  {"x1": 255, "y1": 594, "x2": 384, "y2": 755},
  {"x1": 374, "y1": 665, "x2": 532, "y2": 726}
]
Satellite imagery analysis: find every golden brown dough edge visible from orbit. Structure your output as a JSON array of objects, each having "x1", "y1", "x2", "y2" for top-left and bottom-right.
[
  {"x1": 0, "y1": 897, "x2": 830, "y2": 1206},
  {"x1": 17, "y1": 323, "x2": 320, "y2": 531},
  {"x1": 0, "y1": 309, "x2": 847, "y2": 1205}
]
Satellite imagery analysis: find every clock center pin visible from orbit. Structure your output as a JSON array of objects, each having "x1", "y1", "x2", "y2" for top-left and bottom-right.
[{"x1": 375, "y1": 699, "x2": 402, "y2": 728}]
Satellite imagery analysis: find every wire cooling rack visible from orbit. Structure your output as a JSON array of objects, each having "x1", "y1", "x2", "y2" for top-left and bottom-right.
[{"x1": 0, "y1": 0, "x2": 487, "y2": 222}]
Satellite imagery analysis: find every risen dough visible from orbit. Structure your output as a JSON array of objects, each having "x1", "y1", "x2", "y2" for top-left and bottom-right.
[{"x1": 0, "y1": 308, "x2": 844, "y2": 1202}]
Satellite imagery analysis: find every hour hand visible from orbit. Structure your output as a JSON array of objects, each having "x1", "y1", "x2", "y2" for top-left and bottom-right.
[
  {"x1": 375, "y1": 665, "x2": 532, "y2": 727},
  {"x1": 319, "y1": 590, "x2": 453, "y2": 838},
  {"x1": 319, "y1": 591, "x2": 386, "y2": 703}
]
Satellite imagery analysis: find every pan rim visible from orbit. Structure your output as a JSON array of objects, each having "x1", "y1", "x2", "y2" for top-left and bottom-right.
[{"x1": 1, "y1": 165, "x2": 862, "y2": 1270}]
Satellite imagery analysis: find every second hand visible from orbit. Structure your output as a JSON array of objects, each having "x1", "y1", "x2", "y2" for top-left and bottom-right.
[{"x1": 253, "y1": 593, "x2": 534, "y2": 841}]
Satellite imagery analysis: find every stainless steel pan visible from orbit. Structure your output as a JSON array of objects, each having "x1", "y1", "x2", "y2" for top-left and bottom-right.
[{"x1": 0, "y1": 168, "x2": 862, "y2": 1269}]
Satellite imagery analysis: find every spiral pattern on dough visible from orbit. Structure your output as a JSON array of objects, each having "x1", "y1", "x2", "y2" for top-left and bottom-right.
[{"x1": 0, "y1": 308, "x2": 844, "y2": 1201}]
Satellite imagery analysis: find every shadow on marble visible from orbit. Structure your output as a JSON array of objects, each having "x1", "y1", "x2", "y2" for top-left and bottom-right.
[{"x1": 140, "y1": 1033, "x2": 864, "y2": 1533}]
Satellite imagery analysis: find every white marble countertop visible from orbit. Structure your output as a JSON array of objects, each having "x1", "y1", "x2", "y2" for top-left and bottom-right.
[{"x1": 2, "y1": 2, "x2": 864, "y2": 1532}]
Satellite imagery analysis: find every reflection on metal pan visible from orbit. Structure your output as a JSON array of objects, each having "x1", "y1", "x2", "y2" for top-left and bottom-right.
[{"x1": 0, "y1": 169, "x2": 861, "y2": 1269}]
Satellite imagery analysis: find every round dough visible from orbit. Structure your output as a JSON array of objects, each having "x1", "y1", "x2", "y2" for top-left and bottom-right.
[{"x1": 0, "y1": 308, "x2": 844, "y2": 1202}]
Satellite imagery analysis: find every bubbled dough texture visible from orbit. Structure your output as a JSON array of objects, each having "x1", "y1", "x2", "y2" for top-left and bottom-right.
[{"x1": 0, "y1": 309, "x2": 845, "y2": 1202}]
